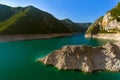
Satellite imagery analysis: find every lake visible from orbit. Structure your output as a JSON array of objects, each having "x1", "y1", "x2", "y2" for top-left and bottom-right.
[{"x1": 0, "y1": 33, "x2": 119, "y2": 80}]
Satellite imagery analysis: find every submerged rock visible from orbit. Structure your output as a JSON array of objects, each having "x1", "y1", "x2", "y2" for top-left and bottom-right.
[{"x1": 37, "y1": 42, "x2": 120, "y2": 73}]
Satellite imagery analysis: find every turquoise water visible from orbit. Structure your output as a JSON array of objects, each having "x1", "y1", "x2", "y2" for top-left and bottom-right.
[{"x1": 0, "y1": 33, "x2": 119, "y2": 80}]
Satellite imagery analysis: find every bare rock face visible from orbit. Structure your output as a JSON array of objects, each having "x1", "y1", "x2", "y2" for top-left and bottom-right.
[
  {"x1": 86, "y1": 2, "x2": 120, "y2": 35},
  {"x1": 37, "y1": 42, "x2": 120, "y2": 73},
  {"x1": 102, "y1": 13, "x2": 120, "y2": 31}
]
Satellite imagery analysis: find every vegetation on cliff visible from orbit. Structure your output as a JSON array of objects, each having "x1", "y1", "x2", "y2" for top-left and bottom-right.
[
  {"x1": 108, "y1": 2, "x2": 120, "y2": 21},
  {"x1": 86, "y1": 16, "x2": 103, "y2": 34},
  {"x1": 86, "y1": 2, "x2": 120, "y2": 35}
]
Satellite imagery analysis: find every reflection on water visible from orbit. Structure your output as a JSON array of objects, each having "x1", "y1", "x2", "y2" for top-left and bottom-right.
[{"x1": 0, "y1": 33, "x2": 118, "y2": 80}]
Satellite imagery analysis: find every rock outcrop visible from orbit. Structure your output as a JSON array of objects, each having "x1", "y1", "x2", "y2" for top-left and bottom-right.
[
  {"x1": 86, "y1": 2, "x2": 120, "y2": 36},
  {"x1": 37, "y1": 42, "x2": 120, "y2": 73},
  {"x1": 102, "y1": 13, "x2": 120, "y2": 31}
]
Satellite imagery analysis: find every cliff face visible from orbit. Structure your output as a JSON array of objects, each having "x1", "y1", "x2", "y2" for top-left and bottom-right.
[
  {"x1": 86, "y1": 2, "x2": 120, "y2": 35},
  {"x1": 37, "y1": 42, "x2": 120, "y2": 73},
  {"x1": 102, "y1": 13, "x2": 120, "y2": 31}
]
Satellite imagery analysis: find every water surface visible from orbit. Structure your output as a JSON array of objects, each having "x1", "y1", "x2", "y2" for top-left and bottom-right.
[{"x1": 0, "y1": 33, "x2": 119, "y2": 80}]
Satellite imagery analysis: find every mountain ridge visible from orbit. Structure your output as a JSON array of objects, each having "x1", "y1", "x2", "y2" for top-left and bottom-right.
[
  {"x1": 0, "y1": 4, "x2": 71, "y2": 34},
  {"x1": 0, "y1": 3, "x2": 92, "y2": 35},
  {"x1": 61, "y1": 19, "x2": 92, "y2": 33}
]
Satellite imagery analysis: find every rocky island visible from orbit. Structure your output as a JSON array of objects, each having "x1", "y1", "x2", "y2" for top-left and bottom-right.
[
  {"x1": 85, "y1": 2, "x2": 120, "y2": 40},
  {"x1": 37, "y1": 42, "x2": 120, "y2": 73}
]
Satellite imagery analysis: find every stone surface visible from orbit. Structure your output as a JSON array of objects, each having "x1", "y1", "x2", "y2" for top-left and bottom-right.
[
  {"x1": 37, "y1": 42, "x2": 120, "y2": 73},
  {"x1": 102, "y1": 13, "x2": 120, "y2": 31},
  {"x1": 85, "y1": 33, "x2": 120, "y2": 41}
]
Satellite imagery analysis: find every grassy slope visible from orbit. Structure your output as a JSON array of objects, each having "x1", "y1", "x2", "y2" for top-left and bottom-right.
[
  {"x1": 0, "y1": 8, "x2": 28, "y2": 32},
  {"x1": 0, "y1": 4, "x2": 14, "y2": 22}
]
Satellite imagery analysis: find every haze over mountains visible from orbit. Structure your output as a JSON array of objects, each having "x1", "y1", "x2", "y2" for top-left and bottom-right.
[
  {"x1": 0, "y1": 4, "x2": 91, "y2": 35},
  {"x1": 61, "y1": 19, "x2": 91, "y2": 33}
]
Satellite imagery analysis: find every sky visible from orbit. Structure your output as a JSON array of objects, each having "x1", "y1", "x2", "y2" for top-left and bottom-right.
[{"x1": 0, "y1": 0, "x2": 119, "y2": 22}]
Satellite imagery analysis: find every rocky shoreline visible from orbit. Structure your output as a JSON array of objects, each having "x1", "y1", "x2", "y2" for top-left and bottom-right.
[
  {"x1": 85, "y1": 33, "x2": 120, "y2": 41},
  {"x1": 37, "y1": 42, "x2": 120, "y2": 73},
  {"x1": 0, "y1": 33, "x2": 76, "y2": 42}
]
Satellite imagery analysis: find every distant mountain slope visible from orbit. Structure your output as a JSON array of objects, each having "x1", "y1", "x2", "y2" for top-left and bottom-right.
[
  {"x1": 86, "y1": 2, "x2": 120, "y2": 35},
  {"x1": 0, "y1": 4, "x2": 14, "y2": 22},
  {"x1": 60, "y1": 19, "x2": 92, "y2": 33},
  {"x1": 0, "y1": 4, "x2": 71, "y2": 34}
]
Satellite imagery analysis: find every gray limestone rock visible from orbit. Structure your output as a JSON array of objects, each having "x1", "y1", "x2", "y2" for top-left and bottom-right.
[{"x1": 37, "y1": 42, "x2": 120, "y2": 73}]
